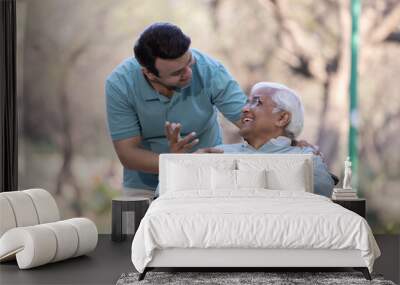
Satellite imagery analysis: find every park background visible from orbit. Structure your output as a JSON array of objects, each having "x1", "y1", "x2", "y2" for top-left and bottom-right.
[{"x1": 16, "y1": 0, "x2": 400, "y2": 234}]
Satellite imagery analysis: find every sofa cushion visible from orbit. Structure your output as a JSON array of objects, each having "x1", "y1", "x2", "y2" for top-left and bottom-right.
[
  {"x1": 0, "y1": 218, "x2": 97, "y2": 269},
  {"x1": 0, "y1": 189, "x2": 60, "y2": 237}
]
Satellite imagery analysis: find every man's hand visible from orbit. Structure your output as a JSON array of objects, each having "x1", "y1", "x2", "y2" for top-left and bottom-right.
[
  {"x1": 165, "y1": 121, "x2": 199, "y2": 153},
  {"x1": 291, "y1": 139, "x2": 310, "y2": 148},
  {"x1": 292, "y1": 139, "x2": 325, "y2": 162},
  {"x1": 195, "y1": 147, "x2": 224, "y2": 154}
]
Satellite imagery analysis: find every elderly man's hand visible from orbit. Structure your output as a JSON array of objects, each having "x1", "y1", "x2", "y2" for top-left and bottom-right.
[
  {"x1": 165, "y1": 121, "x2": 199, "y2": 153},
  {"x1": 195, "y1": 147, "x2": 224, "y2": 154}
]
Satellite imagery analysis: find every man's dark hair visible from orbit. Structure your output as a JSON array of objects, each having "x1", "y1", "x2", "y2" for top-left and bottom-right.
[{"x1": 134, "y1": 23, "x2": 191, "y2": 76}]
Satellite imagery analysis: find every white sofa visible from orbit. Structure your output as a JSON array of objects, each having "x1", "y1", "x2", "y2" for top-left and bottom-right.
[{"x1": 0, "y1": 188, "x2": 98, "y2": 269}]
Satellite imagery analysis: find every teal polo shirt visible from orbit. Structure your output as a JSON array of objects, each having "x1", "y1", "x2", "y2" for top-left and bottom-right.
[{"x1": 105, "y1": 49, "x2": 247, "y2": 191}]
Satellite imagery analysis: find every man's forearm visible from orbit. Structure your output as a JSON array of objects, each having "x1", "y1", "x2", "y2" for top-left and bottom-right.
[{"x1": 118, "y1": 147, "x2": 159, "y2": 174}]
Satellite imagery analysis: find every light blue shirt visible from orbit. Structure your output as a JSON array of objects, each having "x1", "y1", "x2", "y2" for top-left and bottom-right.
[
  {"x1": 216, "y1": 137, "x2": 334, "y2": 197},
  {"x1": 105, "y1": 49, "x2": 247, "y2": 190}
]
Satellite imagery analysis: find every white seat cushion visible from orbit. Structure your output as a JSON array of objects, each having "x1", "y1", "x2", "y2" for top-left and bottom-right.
[
  {"x1": 0, "y1": 218, "x2": 98, "y2": 269},
  {"x1": 24, "y1": 189, "x2": 60, "y2": 223},
  {"x1": 0, "y1": 189, "x2": 97, "y2": 269},
  {"x1": 0, "y1": 189, "x2": 60, "y2": 237},
  {"x1": 64, "y1": 218, "x2": 98, "y2": 257},
  {"x1": 0, "y1": 196, "x2": 17, "y2": 237},
  {"x1": 42, "y1": 221, "x2": 79, "y2": 262},
  {"x1": 0, "y1": 191, "x2": 39, "y2": 227},
  {"x1": 0, "y1": 225, "x2": 57, "y2": 268}
]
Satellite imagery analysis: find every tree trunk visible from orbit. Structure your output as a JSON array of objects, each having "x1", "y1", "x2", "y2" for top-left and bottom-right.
[
  {"x1": 55, "y1": 43, "x2": 89, "y2": 216},
  {"x1": 316, "y1": 0, "x2": 351, "y2": 173}
]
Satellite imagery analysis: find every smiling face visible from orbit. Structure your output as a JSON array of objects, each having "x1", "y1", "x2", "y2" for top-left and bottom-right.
[
  {"x1": 145, "y1": 50, "x2": 195, "y2": 89},
  {"x1": 239, "y1": 86, "x2": 291, "y2": 146}
]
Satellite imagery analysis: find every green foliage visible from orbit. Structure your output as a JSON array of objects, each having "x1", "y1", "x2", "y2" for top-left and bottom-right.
[{"x1": 87, "y1": 178, "x2": 119, "y2": 216}]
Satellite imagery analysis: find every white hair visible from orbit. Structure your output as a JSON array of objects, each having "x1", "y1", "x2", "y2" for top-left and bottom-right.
[{"x1": 251, "y1": 82, "x2": 304, "y2": 139}]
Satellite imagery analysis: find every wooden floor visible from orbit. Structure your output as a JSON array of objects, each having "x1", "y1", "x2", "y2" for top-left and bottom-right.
[
  {"x1": 0, "y1": 235, "x2": 133, "y2": 285},
  {"x1": 0, "y1": 234, "x2": 398, "y2": 285}
]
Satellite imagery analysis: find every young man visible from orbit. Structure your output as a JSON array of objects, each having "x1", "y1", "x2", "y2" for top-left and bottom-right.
[
  {"x1": 105, "y1": 23, "x2": 246, "y2": 196},
  {"x1": 166, "y1": 82, "x2": 335, "y2": 197}
]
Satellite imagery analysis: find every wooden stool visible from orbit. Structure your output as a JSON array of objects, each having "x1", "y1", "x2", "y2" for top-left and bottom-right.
[{"x1": 111, "y1": 196, "x2": 151, "y2": 242}]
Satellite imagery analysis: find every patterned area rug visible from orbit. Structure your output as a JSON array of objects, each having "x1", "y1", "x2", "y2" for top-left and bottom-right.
[{"x1": 116, "y1": 271, "x2": 396, "y2": 285}]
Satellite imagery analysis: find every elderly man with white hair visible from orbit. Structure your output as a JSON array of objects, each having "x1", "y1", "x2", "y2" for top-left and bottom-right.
[
  {"x1": 165, "y1": 82, "x2": 334, "y2": 197},
  {"x1": 214, "y1": 82, "x2": 334, "y2": 197}
]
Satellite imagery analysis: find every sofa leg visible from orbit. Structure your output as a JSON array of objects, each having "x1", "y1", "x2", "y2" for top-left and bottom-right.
[
  {"x1": 138, "y1": 268, "x2": 148, "y2": 281},
  {"x1": 354, "y1": 267, "x2": 371, "y2": 280}
]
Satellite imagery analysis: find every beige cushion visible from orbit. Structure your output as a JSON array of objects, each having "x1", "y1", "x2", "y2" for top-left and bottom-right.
[
  {"x1": 0, "y1": 189, "x2": 97, "y2": 269},
  {"x1": 64, "y1": 218, "x2": 98, "y2": 257},
  {"x1": 0, "y1": 218, "x2": 97, "y2": 269},
  {"x1": 0, "y1": 191, "x2": 39, "y2": 228},
  {"x1": 0, "y1": 196, "x2": 17, "y2": 237},
  {"x1": 42, "y1": 221, "x2": 79, "y2": 262},
  {"x1": 24, "y1": 189, "x2": 60, "y2": 223},
  {"x1": 0, "y1": 189, "x2": 60, "y2": 236}
]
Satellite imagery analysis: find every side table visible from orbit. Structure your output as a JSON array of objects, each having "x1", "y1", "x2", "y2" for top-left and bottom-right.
[
  {"x1": 332, "y1": 198, "x2": 366, "y2": 218},
  {"x1": 112, "y1": 196, "x2": 152, "y2": 242}
]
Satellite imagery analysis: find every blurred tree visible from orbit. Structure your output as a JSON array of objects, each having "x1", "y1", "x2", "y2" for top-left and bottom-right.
[
  {"x1": 207, "y1": 0, "x2": 400, "y2": 170},
  {"x1": 206, "y1": 0, "x2": 400, "y2": 232},
  {"x1": 267, "y1": 0, "x2": 351, "y2": 171},
  {"x1": 21, "y1": 0, "x2": 124, "y2": 215},
  {"x1": 18, "y1": 0, "x2": 400, "y2": 232},
  {"x1": 269, "y1": 0, "x2": 400, "y2": 171}
]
